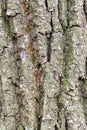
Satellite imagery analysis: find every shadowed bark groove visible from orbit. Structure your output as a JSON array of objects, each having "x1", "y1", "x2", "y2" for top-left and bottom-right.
[
  {"x1": 45, "y1": 2, "x2": 53, "y2": 62},
  {"x1": 12, "y1": 35, "x2": 24, "y2": 130},
  {"x1": 83, "y1": 0, "x2": 87, "y2": 22},
  {"x1": 46, "y1": 12, "x2": 53, "y2": 62},
  {"x1": 45, "y1": 0, "x2": 49, "y2": 12}
]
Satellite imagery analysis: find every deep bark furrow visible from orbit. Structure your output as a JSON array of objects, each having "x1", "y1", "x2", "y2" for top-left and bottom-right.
[
  {"x1": 46, "y1": 12, "x2": 53, "y2": 62},
  {"x1": 65, "y1": 117, "x2": 68, "y2": 130},
  {"x1": 45, "y1": 0, "x2": 49, "y2": 12},
  {"x1": 85, "y1": 57, "x2": 87, "y2": 76},
  {"x1": 83, "y1": 0, "x2": 87, "y2": 22}
]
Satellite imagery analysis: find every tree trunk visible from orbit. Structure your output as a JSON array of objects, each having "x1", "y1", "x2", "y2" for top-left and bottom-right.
[{"x1": 0, "y1": 0, "x2": 87, "y2": 130}]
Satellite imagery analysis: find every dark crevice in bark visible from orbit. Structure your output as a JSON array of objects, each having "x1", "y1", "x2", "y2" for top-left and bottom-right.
[
  {"x1": 0, "y1": 101, "x2": 2, "y2": 113},
  {"x1": 59, "y1": 76, "x2": 62, "y2": 94},
  {"x1": 56, "y1": 93, "x2": 62, "y2": 129},
  {"x1": 12, "y1": 35, "x2": 22, "y2": 82},
  {"x1": 78, "y1": 76, "x2": 85, "y2": 82},
  {"x1": 36, "y1": 68, "x2": 44, "y2": 130},
  {"x1": 0, "y1": 46, "x2": 8, "y2": 56},
  {"x1": 45, "y1": 0, "x2": 54, "y2": 62},
  {"x1": 82, "y1": 96, "x2": 87, "y2": 99},
  {"x1": 12, "y1": 35, "x2": 24, "y2": 128},
  {"x1": 33, "y1": 59, "x2": 45, "y2": 130},
  {"x1": 36, "y1": 67, "x2": 45, "y2": 130},
  {"x1": 16, "y1": 124, "x2": 26, "y2": 130},
  {"x1": 9, "y1": 13, "x2": 21, "y2": 18},
  {"x1": 36, "y1": 95, "x2": 44, "y2": 130},
  {"x1": 57, "y1": 106, "x2": 63, "y2": 129},
  {"x1": 37, "y1": 115, "x2": 42, "y2": 130},
  {"x1": 54, "y1": 124, "x2": 58, "y2": 130},
  {"x1": 0, "y1": 76, "x2": 3, "y2": 114},
  {"x1": 69, "y1": 24, "x2": 81, "y2": 28},
  {"x1": 83, "y1": 0, "x2": 87, "y2": 22},
  {"x1": 65, "y1": 116, "x2": 68, "y2": 130},
  {"x1": 85, "y1": 57, "x2": 87, "y2": 76},
  {"x1": 62, "y1": 35, "x2": 67, "y2": 76},
  {"x1": 16, "y1": 124, "x2": 25, "y2": 130},
  {"x1": 38, "y1": 32, "x2": 45, "y2": 36},
  {"x1": 64, "y1": 92, "x2": 74, "y2": 97},
  {"x1": 46, "y1": 12, "x2": 53, "y2": 62},
  {"x1": 21, "y1": 124, "x2": 26, "y2": 130},
  {"x1": 84, "y1": 113, "x2": 87, "y2": 125},
  {"x1": 45, "y1": 0, "x2": 49, "y2": 12}
]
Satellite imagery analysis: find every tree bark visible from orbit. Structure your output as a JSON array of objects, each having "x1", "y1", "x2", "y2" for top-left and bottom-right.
[{"x1": 0, "y1": 0, "x2": 87, "y2": 130}]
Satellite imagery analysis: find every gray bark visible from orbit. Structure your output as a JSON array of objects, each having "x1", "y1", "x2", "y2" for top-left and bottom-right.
[{"x1": 0, "y1": 0, "x2": 87, "y2": 130}]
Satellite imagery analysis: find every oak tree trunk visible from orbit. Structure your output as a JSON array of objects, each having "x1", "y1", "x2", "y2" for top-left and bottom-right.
[{"x1": 0, "y1": 0, "x2": 87, "y2": 130}]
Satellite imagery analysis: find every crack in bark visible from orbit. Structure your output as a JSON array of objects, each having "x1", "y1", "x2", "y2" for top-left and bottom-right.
[
  {"x1": 69, "y1": 24, "x2": 81, "y2": 28},
  {"x1": 12, "y1": 35, "x2": 24, "y2": 129},
  {"x1": 0, "y1": 75, "x2": 4, "y2": 119},
  {"x1": 45, "y1": 0, "x2": 49, "y2": 12},
  {"x1": 12, "y1": 35, "x2": 22, "y2": 81},
  {"x1": 46, "y1": 12, "x2": 53, "y2": 62},
  {"x1": 16, "y1": 124, "x2": 25, "y2": 130},
  {"x1": 35, "y1": 65, "x2": 44, "y2": 130},
  {"x1": 65, "y1": 116, "x2": 68, "y2": 130},
  {"x1": 0, "y1": 46, "x2": 8, "y2": 56},
  {"x1": 54, "y1": 124, "x2": 58, "y2": 130},
  {"x1": 45, "y1": 0, "x2": 54, "y2": 62},
  {"x1": 21, "y1": 124, "x2": 26, "y2": 130},
  {"x1": 85, "y1": 57, "x2": 87, "y2": 76},
  {"x1": 56, "y1": 92, "x2": 63, "y2": 129},
  {"x1": 0, "y1": 100, "x2": 2, "y2": 113},
  {"x1": 83, "y1": 0, "x2": 87, "y2": 22}
]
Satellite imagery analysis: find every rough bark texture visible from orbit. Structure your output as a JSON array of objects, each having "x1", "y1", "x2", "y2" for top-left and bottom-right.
[{"x1": 0, "y1": 0, "x2": 87, "y2": 130}]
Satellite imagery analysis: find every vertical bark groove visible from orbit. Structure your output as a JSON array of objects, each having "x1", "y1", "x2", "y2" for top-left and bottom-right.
[
  {"x1": 83, "y1": 0, "x2": 87, "y2": 22},
  {"x1": 46, "y1": 12, "x2": 53, "y2": 62}
]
